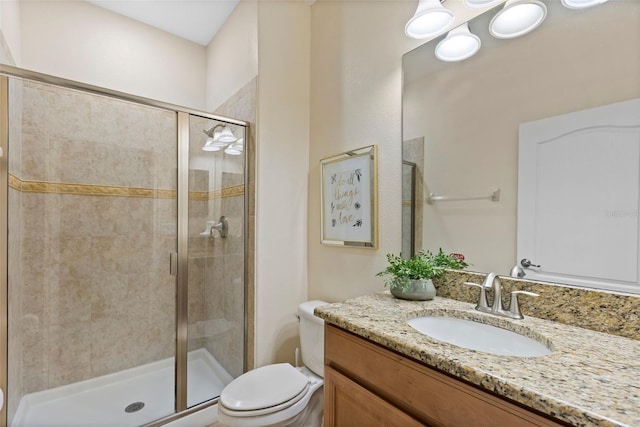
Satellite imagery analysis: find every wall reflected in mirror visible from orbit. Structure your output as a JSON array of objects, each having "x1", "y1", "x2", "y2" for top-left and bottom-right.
[{"x1": 402, "y1": 0, "x2": 640, "y2": 293}]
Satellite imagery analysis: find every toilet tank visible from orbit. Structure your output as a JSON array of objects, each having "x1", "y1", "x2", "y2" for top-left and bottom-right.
[{"x1": 298, "y1": 300, "x2": 328, "y2": 378}]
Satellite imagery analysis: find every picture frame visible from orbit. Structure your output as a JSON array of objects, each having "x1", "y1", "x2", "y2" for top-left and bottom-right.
[{"x1": 320, "y1": 145, "x2": 378, "y2": 248}]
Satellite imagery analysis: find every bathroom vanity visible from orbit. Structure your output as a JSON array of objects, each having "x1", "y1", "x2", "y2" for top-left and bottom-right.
[
  {"x1": 323, "y1": 325, "x2": 562, "y2": 426},
  {"x1": 316, "y1": 293, "x2": 640, "y2": 427}
]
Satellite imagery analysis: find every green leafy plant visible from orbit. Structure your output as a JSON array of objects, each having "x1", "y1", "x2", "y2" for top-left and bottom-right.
[{"x1": 376, "y1": 249, "x2": 469, "y2": 291}]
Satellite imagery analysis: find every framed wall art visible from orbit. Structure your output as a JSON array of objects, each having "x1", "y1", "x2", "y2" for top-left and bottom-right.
[{"x1": 320, "y1": 145, "x2": 378, "y2": 248}]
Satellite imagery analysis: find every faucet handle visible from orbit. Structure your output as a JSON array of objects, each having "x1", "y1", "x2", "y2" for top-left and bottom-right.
[
  {"x1": 463, "y1": 281, "x2": 489, "y2": 289},
  {"x1": 463, "y1": 282, "x2": 490, "y2": 310},
  {"x1": 509, "y1": 290, "x2": 539, "y2": 319}
]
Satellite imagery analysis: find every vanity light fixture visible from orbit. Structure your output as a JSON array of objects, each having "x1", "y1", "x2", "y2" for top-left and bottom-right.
[
  {"x1": 405, "y1": 0, "x2": 454, "y2": 39},
  {"x1": 202, "y1": 124, "x2": 237, "y2": 151},
  {"x1": 463, "y1": 0, "x2": 503, "y2": 8},
  {"x1": 218, "y1": 126, "x2": 237, "y2": 143},
  {"x1": 435, "y1": 23, "x2": 481, "y2": 62},
  {"x1": 224, "y1": 138, "x2": 244, "y2": 156},
  {"x1": 561, "y1": 0, "x2": 608, "y2": 9},
  {"x1": 489, "y1": 0, "x2": 547, "y2": 39},
  {"x1": 202, "y1": 136, "x2": 221, "y2": 151}
]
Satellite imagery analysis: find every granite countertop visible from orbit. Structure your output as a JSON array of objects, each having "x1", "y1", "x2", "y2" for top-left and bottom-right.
[{"x1": 315, "y1": 292, "x2": 640, "y2": 427}]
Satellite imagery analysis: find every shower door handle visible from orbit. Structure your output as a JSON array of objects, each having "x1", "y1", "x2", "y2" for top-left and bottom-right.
[{"x1": 169, "y1": 251, "x2": 178, "y2": 276}]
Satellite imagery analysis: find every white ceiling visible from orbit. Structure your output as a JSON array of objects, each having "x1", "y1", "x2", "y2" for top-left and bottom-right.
[{"x1": 87, "y1": 0, "x2": 240, "y2": 46}]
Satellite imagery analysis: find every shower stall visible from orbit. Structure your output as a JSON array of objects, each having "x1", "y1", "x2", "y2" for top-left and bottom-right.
[{"x1": 0, "y1": 65, "x2": 251, "y2": 427}]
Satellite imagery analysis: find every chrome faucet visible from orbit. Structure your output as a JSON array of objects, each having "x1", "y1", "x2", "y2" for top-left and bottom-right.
[{"x1": 464, "y1": 273, "x2": 538, "y2": 319}]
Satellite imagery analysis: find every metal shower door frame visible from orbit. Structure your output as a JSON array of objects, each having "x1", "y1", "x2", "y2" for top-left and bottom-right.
[{"x1": 0, "y1": 75, "x2": 9, "y2": 427}]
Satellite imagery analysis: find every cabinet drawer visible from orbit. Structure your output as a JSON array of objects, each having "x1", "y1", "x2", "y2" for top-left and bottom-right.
[
  {"x1": 324, "y1": 365, "x2": 425, "y2": 427},
  {"x1": 325, "y1": 324, "x2": 565, "y2": 427}
]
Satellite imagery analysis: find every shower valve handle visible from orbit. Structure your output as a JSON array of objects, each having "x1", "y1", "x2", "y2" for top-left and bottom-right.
[{"x1": 209, "y1": 216, "x2": 228, "y2": 238}]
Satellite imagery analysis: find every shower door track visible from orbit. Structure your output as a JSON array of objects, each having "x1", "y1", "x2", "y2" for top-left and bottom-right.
[{"x1": 0, "y1": 65, "x2": 250, "y2": 427}]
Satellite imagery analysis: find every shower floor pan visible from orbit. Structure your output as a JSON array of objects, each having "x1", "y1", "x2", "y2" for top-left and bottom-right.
[{"x1": 12, "y1": 348, "x2": 233, "y2": 427}]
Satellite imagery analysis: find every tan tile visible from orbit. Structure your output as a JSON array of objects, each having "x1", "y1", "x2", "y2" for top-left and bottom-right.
[
  {"x1": 91, "y1": 235, "x2": 134, "y2": 274},
  {"x1": 47, "y1": 236, "x2": 94, "y2": 281},
  {"x1": 48, "y1": 276, "x2": 92, "y2": 327},
  {"x1": 22, "y1": 314, "x2": 48, "y2": 374},
  {"x1": 90, "y1": 313, "x2": 151, "y2": 377},
  {"x1": 21, "y1": 84, "x2": 52, "y2": 137},
  {"x1": 47, "y1": 90, "x2": 92, "y2": 142},
  {"x1": 47, "y1": 138, "x2": 96, "y2": 184},
  {"x1": 91, "y1": 142, "x2": 132, "y2": 187},
  {"x1": 48, "y1": 322, "x2": 91, "y2": 388},
  {"x1": 23, "y1": 373, "x2": 48, "y2": 395}
]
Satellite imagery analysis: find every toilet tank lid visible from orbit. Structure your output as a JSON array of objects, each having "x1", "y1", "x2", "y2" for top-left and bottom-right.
[
  {"x1": 220, "y1": 363, "x2": 308, "y2": 411},
  {"x1": 298, "y1": 300, "x2": 328, "y2": 319}
]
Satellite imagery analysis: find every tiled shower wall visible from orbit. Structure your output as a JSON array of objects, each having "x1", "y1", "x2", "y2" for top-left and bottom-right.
[{"x1": 9, "y1": 81, "x2": 178, "y2": 419}]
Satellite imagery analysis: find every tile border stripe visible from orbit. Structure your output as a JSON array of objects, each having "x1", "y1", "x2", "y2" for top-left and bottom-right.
[{"x1": 8, "y1": 174, "x2": 243, "y2": 200}]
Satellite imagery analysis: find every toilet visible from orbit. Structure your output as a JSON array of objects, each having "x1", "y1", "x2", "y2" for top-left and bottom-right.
[{"x1": 217, "y1": 300, "x2": 328, "y2": 427}]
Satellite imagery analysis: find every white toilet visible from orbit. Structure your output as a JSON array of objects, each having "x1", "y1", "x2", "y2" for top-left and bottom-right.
[{"x1": 217, "y1": 300, "x2": 328, "y2": 427}]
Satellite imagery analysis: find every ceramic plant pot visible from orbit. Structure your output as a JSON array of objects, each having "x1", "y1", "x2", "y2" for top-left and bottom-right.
[{"x1": 390, "y1": 278, "x2": 436, "y2": 301}]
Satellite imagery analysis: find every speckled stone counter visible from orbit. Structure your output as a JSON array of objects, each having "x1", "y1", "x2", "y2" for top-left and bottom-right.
[{"x1": 315, "y1": 293, "x2": 640, "y2": 427}]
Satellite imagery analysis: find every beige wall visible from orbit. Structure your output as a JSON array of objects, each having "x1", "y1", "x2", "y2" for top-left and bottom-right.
[
  {"x1": 18, "y1": 1, "x2": 207, "y2": 109},
  {"x1": 254, "y1": 1, "x2": 311, "y2": 367},
  {"x1": 307, "y1": 0, "x2": 422, "y2": 303},
  {"x1": 206, "y1": 1, "x2": 258, "y2": 112},
  {"x1": 0, "y1": 0, "x2": 20, "y2": 65}
]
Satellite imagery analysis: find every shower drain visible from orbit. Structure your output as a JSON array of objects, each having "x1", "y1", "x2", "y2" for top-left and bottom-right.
[{"x1": 125, "y1": 402, "x2": 145, "y2": 413}]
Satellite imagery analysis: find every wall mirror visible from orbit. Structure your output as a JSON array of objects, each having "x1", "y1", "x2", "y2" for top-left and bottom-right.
[{"x1": 402, "y1": 0, "x2": 640, "y2": 293}]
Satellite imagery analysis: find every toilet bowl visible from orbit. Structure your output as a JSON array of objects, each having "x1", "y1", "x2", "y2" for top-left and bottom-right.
[{"x1": 217, "y1": 301, "x2": 328, "y2": 427}]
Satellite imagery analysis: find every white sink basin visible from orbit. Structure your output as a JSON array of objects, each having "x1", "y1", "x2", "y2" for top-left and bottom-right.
[{"x1": 407, "y1": 316, "x2": 552, "y2": 357}]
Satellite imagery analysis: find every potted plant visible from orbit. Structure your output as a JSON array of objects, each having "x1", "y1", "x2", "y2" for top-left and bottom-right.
[{"x1": 376, "y1": 249, "x2": 468, "y2": 301}]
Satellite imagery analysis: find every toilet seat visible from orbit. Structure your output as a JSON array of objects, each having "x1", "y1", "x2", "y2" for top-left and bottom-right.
[{"x1": 220, "y1": 363, "x2": 310, "y2": 416}]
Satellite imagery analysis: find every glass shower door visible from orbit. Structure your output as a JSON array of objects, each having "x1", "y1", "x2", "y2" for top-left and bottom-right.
[
  {"x1": 5, "y1": 77, "x2": 178, "y2": 427},
  {"x1": 185, "y1": 115, "x2": 246, "y2": 407}
]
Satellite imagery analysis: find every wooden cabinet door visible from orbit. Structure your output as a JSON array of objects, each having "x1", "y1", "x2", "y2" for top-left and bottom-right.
[{"x1": 324, "y1": 365, "x2": 426, "y2": 427}]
